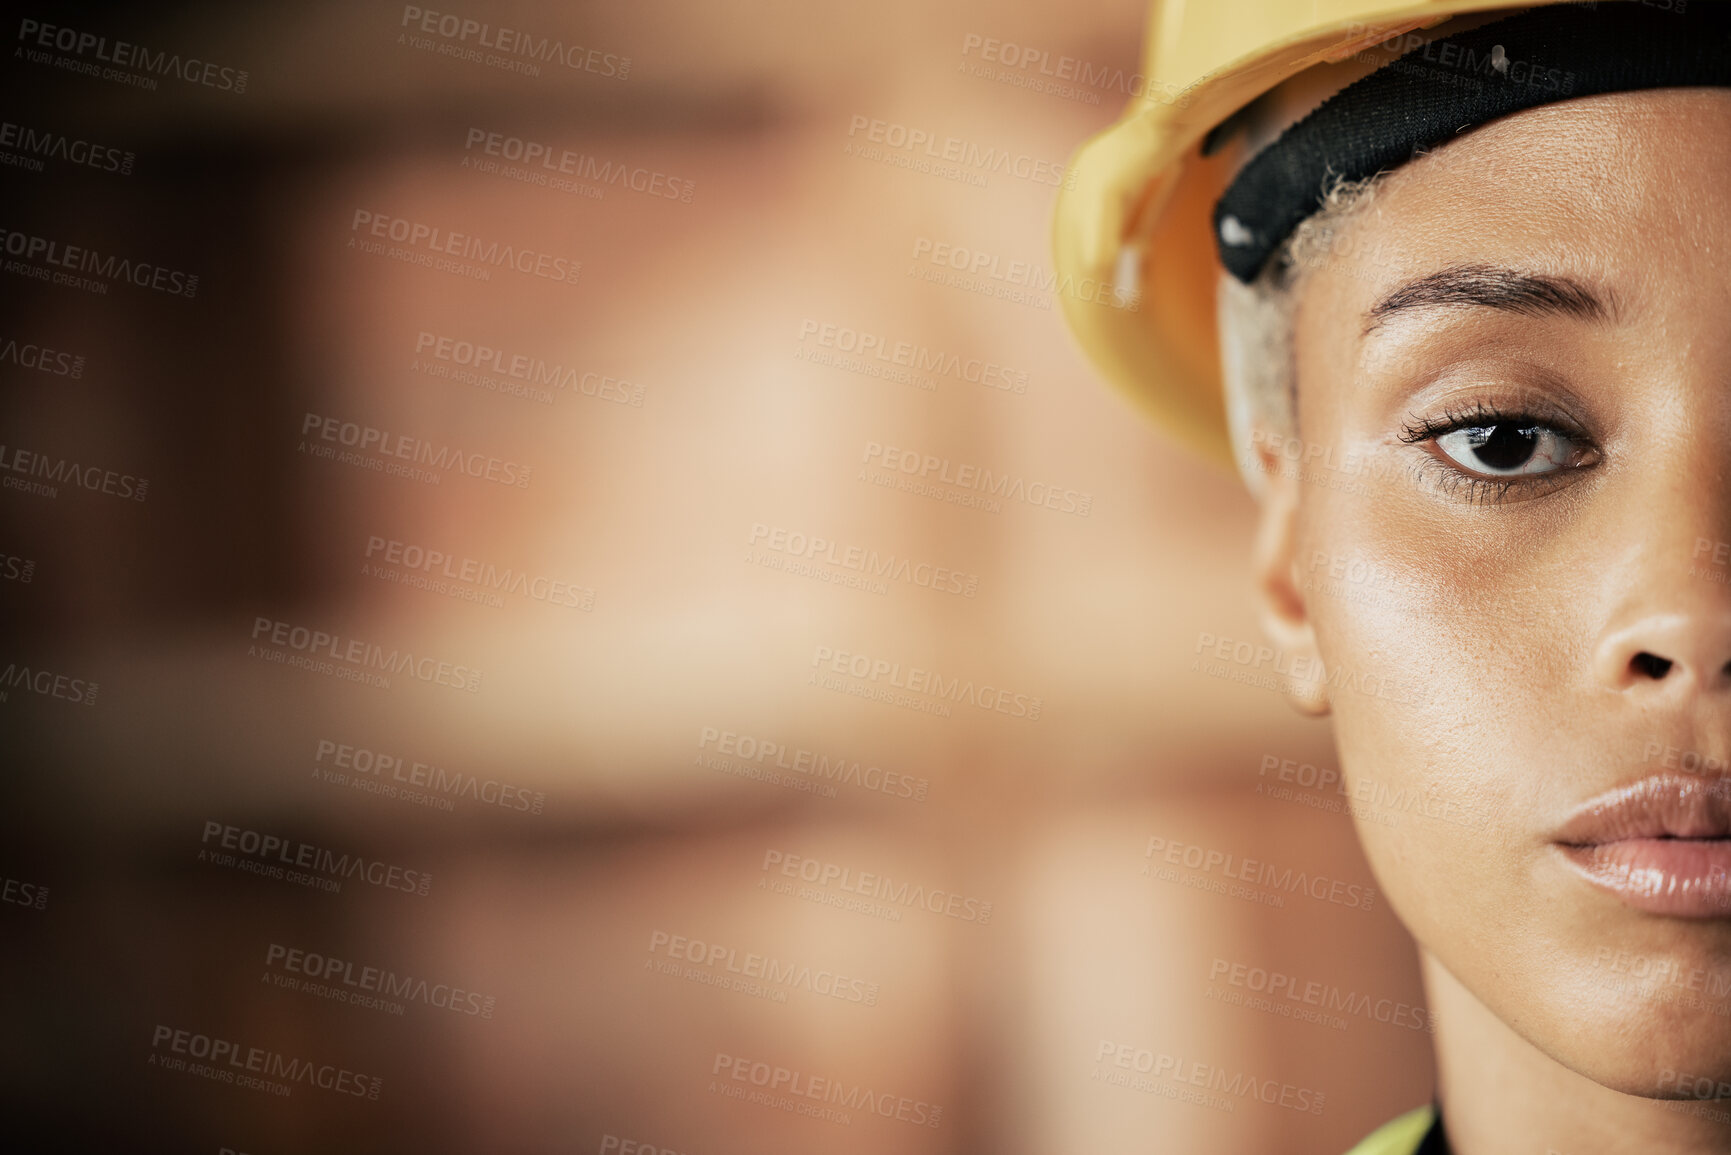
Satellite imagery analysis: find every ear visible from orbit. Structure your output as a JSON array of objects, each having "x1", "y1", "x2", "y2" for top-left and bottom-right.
[{"x1": 1249, "y1": 448, "x2": 1330, "y2": 717}]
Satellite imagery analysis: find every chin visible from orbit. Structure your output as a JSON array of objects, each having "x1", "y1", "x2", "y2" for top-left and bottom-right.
[{"x1": 1516, "y1": 957, "x2": 1731, "y2": 1099}]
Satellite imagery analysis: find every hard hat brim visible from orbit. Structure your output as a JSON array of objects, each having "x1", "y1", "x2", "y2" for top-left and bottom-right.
[{"x1": 1052, "y1": 1, "x2": 1522, "y2": 468}]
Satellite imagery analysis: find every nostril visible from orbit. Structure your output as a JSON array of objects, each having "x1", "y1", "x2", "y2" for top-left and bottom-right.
[{"x1": 1631, "y1": 651, "x2": 1674, "y2": 680}]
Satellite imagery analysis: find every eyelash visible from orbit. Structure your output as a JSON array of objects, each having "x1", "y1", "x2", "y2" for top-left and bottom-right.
[{"x1": 1397, "y1": 400, "x2": 1598, "y2": 505}]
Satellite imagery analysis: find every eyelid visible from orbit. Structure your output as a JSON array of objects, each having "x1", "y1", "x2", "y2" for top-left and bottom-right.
[
  {"x1": 1388, "y1": 359, "x2": 1600, "y2": 441},
  {"x1": 1399, "y1": 398, "x2": 1593, "y2": 447}
]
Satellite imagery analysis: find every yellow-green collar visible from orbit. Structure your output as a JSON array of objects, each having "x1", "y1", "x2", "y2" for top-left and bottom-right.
[{"x1": 1343, "y1": 1105, "x2": 1436, "y2": 1155}]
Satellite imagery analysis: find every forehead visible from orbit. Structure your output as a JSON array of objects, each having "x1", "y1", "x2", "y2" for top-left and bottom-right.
[{"x1": 1323, "y1": 89, "x2": 1731, "y2": 293}]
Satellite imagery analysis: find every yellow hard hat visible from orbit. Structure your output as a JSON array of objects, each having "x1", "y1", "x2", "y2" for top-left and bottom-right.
[{"x1": 1052, "y1": 0, "x2": 1543, "y2": 467}]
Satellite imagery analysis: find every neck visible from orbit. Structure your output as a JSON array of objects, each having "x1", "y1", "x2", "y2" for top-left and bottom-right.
[{"x1": 1423, "y1": 950, "x2": 1731, "y2": 1155}]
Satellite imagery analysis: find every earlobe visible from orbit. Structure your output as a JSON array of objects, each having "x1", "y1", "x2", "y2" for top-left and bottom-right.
[{"x1": 1250, "y1": 461, "x2": 1331, "y2": 717}]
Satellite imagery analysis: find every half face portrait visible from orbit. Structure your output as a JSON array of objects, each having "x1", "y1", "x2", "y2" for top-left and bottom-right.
[
  {"x1": 1261, "y1": 79, "x2": 1731, "y2": 1085},
  {"x1": 1059, "y1": 1, "x2": 1731, "y2": 1150}
]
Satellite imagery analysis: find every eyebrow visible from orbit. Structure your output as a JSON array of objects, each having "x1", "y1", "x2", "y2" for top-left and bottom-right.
[{"x1": 1361, "y1": 264, "x2": 1616, "y2": 336}]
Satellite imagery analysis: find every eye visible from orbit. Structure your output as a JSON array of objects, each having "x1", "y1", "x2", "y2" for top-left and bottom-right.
[
  {"x1": 1399, "y1": 401, "x2": 1601, "y2": 501},
  {"x1": 1432, "y1": 421, "x2": 1583, "y2": 476}
]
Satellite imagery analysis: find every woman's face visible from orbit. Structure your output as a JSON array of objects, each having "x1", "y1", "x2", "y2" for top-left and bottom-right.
[{"x1": 1278, "y1": 88, "x2": 1731, "y2": 1094}]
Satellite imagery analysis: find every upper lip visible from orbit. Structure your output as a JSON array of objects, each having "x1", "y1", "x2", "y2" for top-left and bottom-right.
[{"x1": 1553, "y1": 773, "x2": 1731, "y2": 845}]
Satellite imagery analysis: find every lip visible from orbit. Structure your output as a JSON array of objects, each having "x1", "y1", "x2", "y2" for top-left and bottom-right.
[{"x1": 1552, "y1": 774, "x2": 1731, "y2": 918}]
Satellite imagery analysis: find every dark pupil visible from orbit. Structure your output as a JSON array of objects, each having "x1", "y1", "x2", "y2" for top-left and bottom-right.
[{"x1": 1468, "y1": 423, "x2": 1538, "y2": 470}]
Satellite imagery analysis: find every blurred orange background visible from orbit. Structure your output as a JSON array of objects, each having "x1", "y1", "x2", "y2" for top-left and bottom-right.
[{"x1": 0, "y1": 1, "x2": 1430, "y2": 1151}]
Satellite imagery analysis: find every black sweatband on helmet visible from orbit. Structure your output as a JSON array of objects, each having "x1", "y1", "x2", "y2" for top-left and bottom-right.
[{"x1": 1211, "y1": 1, "x2": 1731, "y2": 284}]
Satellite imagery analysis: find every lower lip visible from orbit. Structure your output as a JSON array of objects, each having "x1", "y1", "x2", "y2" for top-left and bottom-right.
[{"x1": 1558, "y1": 840, "x2": 1731, "y2": 918}]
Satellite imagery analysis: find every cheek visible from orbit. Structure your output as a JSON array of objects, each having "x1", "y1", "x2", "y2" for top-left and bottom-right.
[
  {"x1": 1306, "y1": 490, "x2": 1599, "y2": 784},
  {"x1": 1295, "y1": 494, "x2": 1568, "y2": 935},
  {"x1": 1297, "y1": 489, "x2": 1469, "y2": 750}
]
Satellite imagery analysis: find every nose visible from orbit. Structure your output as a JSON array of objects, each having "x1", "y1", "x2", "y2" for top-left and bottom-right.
[{"x1": 1593, "y1": 612, "x2": 1731, "y2": 695}]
